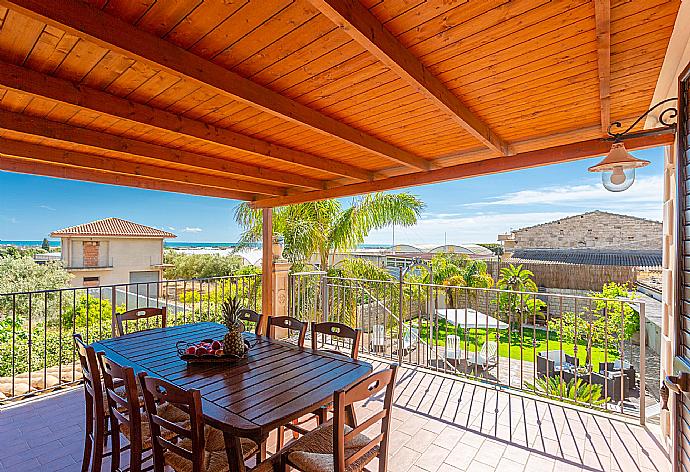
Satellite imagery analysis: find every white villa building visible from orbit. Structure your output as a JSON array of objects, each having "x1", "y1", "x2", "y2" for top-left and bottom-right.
[{"x1": 51, "y1": 217, "x2": 176, "y2": 289}]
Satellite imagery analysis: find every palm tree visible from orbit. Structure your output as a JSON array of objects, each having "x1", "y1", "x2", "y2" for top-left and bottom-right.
[
  {"x1": 443, "y1": 260, "x2": 494, "y2": 308},
  {"x1": 496, "y1": 264, "x2": 544, "y2": 328},
  {"x1": 234, "y1": 193, "x2": 424, "y2": 271},
  {"x1": 496, "y1": 263, "x2": 537, "y2": 292}
]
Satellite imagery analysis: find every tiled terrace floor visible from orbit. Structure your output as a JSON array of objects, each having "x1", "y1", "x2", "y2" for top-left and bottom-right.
[{"x1": 0, "y1": 361, "x2": 669, "y2": 472}]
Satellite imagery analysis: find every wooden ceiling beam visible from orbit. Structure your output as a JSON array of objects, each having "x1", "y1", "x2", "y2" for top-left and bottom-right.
[
  {"x1": 0, "y1": 109, "x2": 324, "y2": 190},
  {"x1": 0, "y1": 157, "x2": 256, "y2": 201},
  {"x1": 308, "y1": 0, "x2": 511, "y2": 156},
  {"x1": 1, "y1": 0, "x2": 433, "y2": 171},
  {"x1": 0, "y1": 60, "x2": 372, "y2": 182},
  {"x1": 0, "y1": 138, "x2": 284, "y2": 196},
  {"x1": 251, "y1": 129, "x2": 674, "y2": 208},
  {"x1": 595, "y1": 0, "x2": 611, "y2": 134}
]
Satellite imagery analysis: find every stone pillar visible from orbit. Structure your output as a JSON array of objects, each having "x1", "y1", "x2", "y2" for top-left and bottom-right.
[
  {"x1": 271, "y1": 259, "x2": 291, "y2": 339},
  {"x1": 273, "y1": 260, "x2": 291, "y2": 317},
  {"x1": 661, "y1": 144, "x2": 676, "y2": 444}
]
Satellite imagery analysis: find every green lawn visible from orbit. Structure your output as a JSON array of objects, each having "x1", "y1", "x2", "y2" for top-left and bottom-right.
[{"x1": 413, "y1": 319, "x2": 619, "y2": 366}]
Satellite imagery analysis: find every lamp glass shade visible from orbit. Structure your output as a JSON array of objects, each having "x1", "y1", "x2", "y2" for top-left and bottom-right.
[
  {"x1": 588, "y1": 142, "x2": 649, "y2": 192},
  {"x1": 601, "y1": 166, "x2": 635, "y2": 192}
]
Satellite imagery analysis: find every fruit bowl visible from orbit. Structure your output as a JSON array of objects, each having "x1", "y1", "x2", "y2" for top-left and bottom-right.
[{"x1": 176, "y1": 338, "x2": 251, "y2": 364}]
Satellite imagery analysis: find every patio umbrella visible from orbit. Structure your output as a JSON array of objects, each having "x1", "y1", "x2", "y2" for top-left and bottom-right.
[{"x1": 434, "y1": 308, "x2": 509, "y2": 330}]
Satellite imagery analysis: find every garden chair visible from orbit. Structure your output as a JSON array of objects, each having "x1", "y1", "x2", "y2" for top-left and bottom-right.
[
  {"x1": 399, "y1": 326, "x2": 420, "y2": 356},
  {"x1": 370, "y1": 325, "x2": 386, "y2": 353},
  {"x1": 466, "y1": 342, "x2": 498, "y2": 376},
  {"x1": 444, "y1": 335, "x2": 462, "y2": 365}
]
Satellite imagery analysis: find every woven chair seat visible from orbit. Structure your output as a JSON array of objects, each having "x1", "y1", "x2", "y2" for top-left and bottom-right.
[
  {"x1": 119, "y1": 403, "x2": 187, "y2": 449},
  {"x1": 164, "y1": 435, "x2": 258, "y2": 472},
  {"x1": 286, "y1": 421, "x2": 377, "y2": 472}
]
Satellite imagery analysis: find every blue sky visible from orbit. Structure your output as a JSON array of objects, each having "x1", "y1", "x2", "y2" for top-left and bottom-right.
[{"x1": 0, "y1": 147, "x2": 664, "y2": 245}]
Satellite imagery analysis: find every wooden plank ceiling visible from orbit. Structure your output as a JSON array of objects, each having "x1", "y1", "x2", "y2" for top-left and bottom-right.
[{"x1": 0, "y1": 0, "x2": 680, "y2": 208}]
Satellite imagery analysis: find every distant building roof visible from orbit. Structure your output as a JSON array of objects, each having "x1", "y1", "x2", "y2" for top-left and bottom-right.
[
  {"x1": 391, "y1": 243, "x2": 493, "y2": 256},
  {"x1": 51, "y1": 218, "x2": 176, "y2": 238},
  {"x1": 509, "y1": 210, "x2": 661, "y2": 233},
  {"x1": 509, "y1": 248, "x2": 661, "y2": 267}
]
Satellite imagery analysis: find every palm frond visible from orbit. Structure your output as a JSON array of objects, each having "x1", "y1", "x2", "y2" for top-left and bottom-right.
[{"x1": 330, "y1": 193, "x2": 424, "y2": 253}]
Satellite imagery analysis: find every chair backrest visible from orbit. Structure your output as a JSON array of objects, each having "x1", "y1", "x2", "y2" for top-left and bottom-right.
[
  {"x1": 333, "y1": 364, "x2": 398, "y2": 472},
  {"x1": 73, "y1": 333, "x2": 104, "y2": 408},
  {"x1": 480, "y1": 342, "x2": 497, "y2": 362},
  {"x1": 116, "y1": 307, "x2": 167, "y2": 337},
  {"x1": 445, "y1": 335, "x2": 460, "y2": 354},
  {"x1": 371, "y1": 325, "x2": 386, "y2": 346},
  {"x1": 237, "y1": 308, "x2": 263, "y2": 335},
  {"x1": 311, "y1": 322, "x2": 362, "y2": 360},
  {"x1": 138, "y1": 373, "x2": 202, "y2": 472},
  {"x1": 266, "y1": 316, "x2": 307, "y2": 347},
  {"x1": 98, "y1": 352, "x2": 143, "y2": 452}
]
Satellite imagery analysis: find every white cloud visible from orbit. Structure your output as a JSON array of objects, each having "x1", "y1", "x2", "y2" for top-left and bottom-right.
[
  {"x1": 468, "y1": 174, "x2": 662, "y2": 207},
  {"x1": 182, "y1": 227, "x2": 203, "y2": 233},
  {"x1": 167, "y1": 226, "x2": 176, "y2": 231},
  {"x1": 38, "y1": 205, "x2": 56, "y2": 211}
]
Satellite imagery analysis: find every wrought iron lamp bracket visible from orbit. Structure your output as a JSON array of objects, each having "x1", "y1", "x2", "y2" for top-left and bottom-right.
[{"x1": 607, "y1": 97, "x2": 678, "y2": 142}]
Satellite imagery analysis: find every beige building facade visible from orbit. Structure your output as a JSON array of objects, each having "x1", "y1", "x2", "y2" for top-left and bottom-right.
[
  {"x1": 499, "y1": 210, "x2": 662, "y2": 257},
  {"x1": 51, "y1": 218, "x2": 176, "y2": 289}
]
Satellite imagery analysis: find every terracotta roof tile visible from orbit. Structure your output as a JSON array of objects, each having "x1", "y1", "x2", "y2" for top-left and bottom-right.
[{"x1": 51, "y1": 218, "x2": 176, "y2": 238}]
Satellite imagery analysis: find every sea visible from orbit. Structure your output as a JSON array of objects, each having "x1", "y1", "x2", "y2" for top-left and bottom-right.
[{"x1": 0, "y1": 240, "x2": 391, "y2": 250}]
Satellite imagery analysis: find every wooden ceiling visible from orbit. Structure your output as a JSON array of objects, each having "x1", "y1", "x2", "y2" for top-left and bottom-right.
[{"x1": 0, "y1": 0, "x2": 680, "y2": 207}]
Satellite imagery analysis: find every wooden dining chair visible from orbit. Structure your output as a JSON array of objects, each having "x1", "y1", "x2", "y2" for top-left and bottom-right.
[
  {"x1": 278, "y1": 322, "x2": 363, "y2": 448},
  {"x1": 73, "y1": 333, "x2": 113, "y2": 472},
  {"x1": 266, "y1": 316, "x2": 307, "y2": 347},
  {"x1": 311, "y1": 322, "x2": 362, "y2": 360},
  {"x1": 281, "y1": 364, "x2": 399, "y2": 472},
  {"x1": 238, "y1": 308, "x2": 263, "y2": 335},
  {"x1": 115, "y1": 307, "x2": 167, "y2": 337},
  {"x1": 99, "y1": 353, "x2": 188, "y2": 472},
  {"x1": 138, "y1": 373, "x2": 260, "y2": 472}
]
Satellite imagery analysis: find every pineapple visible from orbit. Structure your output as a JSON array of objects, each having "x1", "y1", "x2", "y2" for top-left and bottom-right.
[{"x1": 222, "y1": 297, "x2": 245, "y2": 357}]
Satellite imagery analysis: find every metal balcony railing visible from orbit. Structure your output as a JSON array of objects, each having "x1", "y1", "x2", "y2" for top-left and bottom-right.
[
  {"x1": 288, "y1": 272, "x2": 650, "y2": 424},
  {"x1": 0, "y1": 274, "x2": 261, "y2": 401}
]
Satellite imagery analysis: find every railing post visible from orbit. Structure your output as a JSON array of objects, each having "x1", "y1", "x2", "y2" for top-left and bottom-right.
[
  {"x1": 111, "y1": 286, "x2": 117, "y2": 336},
  {"x1": 321, "y1": 272, "x2": 329, "y2": 323},
  {"x1": 639, "y1": 300, "x2": 646, "y2": 426},
  {"x1": 398, "y1": 267, "x2": 404, "y2": 365}
]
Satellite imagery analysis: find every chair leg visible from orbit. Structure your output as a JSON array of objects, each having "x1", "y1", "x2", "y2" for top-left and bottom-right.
[
  {"x1": 91, "y1": 414, "x2": 106, "y2": 472},
  {"x1": 82, "y1": 395, "x2": 94, "y2": 472},
  {"x1": 256, "y1": 439, "x2": 267, "y2": 464},
  {"x1": 316, "y1": 407, "x2": 328, "y2": 425},
  {"x1": 291, "y1": 419, "x2": 300, "y2": 440},
  {"x1": 110, "y1": 418, "x2": 120, "y2": 472},
  {"x1": 345, "y1": 405, "x2": 357, "y2": 428},
  {"x1": 277, "y1": 425, "x2": 285, "y2": 450}
]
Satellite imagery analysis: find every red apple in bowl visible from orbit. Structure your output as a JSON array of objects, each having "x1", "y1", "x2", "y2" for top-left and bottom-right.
[
  {"x1": 186, "y1": 346, "x2": 197, "y2": 355},
  {"x1": 211, "y1": 340, "x2": 221, "y2": 350},
  {"x1": 196, "y1": 347, "x2": 208, "y2": 356},
  {"x1": 215, "y1": 349, "x2": 224, "y2": 357}
]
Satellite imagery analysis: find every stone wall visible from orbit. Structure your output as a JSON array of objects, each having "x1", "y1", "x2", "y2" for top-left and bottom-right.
[{"x1": 508, "y1": 211, "x2": 661, "y2": 250}]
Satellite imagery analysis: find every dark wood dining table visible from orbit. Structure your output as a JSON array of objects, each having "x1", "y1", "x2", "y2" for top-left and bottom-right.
[{"x1": 91, "y1": 321, "x2": 373, "y2": 471}]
